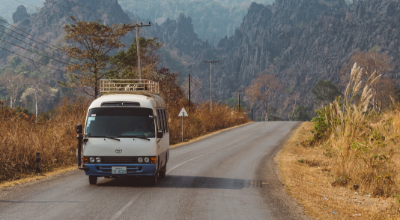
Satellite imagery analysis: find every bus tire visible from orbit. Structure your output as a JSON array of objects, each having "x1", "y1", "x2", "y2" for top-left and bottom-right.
[
  {"x1": 149, "y1": 172, "x2": 158, "y2": 186},
  {"x1": 89, "y1": 176, "x2": 97, "y2": 185},
  {"x1": 159, "y1": 165, "x2": 166, "y2": 179}
]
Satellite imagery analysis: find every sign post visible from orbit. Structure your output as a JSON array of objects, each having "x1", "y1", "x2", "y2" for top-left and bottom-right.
[{"x1": 178, "y1": 107, "x2": 188, "y2": 142}]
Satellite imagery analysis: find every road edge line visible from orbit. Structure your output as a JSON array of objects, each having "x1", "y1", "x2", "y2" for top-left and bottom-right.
[
  {"x1": 169, "y1": 121, "x2": 254, "y2": 150},
  {"x1": 0, "y1": 166, "x2": 76, "y2": 189}
]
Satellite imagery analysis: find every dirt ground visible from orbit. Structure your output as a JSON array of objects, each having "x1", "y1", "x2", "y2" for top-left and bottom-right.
[{"x1": 276, "y1": 122, "x2": 400, "y2": 220}]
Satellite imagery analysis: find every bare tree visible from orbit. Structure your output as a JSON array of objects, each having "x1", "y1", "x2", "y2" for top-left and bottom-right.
[
  {"x1": 245, "y1": 73, "x2": 283, "y2": 121},
  {"x1": 0, "y1": 72, "x2": 27, "y2": 108},
  {"x1": 21, "y1": 77, "x2": 56, "y2": 118}
]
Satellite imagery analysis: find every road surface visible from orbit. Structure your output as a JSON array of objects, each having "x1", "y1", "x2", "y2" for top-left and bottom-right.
[{"x1": 0, "y1": 122, "x2": 310, "y2": 220}]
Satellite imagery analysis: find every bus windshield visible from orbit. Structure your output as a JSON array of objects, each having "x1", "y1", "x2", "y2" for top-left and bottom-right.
[{"x1": 85, "y1": 108, "x2": 155, "y2": 138}]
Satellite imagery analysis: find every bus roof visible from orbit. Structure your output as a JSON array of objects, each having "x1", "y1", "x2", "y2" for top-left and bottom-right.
[{"x1": 89, "y1": 93, "x2": 166, "y2": 109}]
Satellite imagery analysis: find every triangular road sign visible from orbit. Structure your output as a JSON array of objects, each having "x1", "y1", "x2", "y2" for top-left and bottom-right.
[{"x1": 178, "y1": 107, "x2": 188, "y2": 117}]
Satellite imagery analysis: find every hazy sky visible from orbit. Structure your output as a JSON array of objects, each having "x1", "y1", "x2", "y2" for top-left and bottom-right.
[
  {"x1": 0, "y1": 0, "x2": 273, "y2": 23},
  {"x1": 0, "y1": 0, "x2": 44, "y2": 22}
]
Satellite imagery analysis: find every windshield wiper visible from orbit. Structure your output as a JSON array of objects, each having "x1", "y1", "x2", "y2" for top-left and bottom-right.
[
  {"x1": 131, "y1": 136, "x2": 150, "y2": 141},
  {"x1": 104, "y1": 137, "x2": 120, "y2": 141}
]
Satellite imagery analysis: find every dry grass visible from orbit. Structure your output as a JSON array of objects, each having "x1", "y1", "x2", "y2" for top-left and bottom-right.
[
  {"x1": 168, "y1": 102, "x2": 249, "y2": 145},
  {"x1": 0, "y1": 98, "x2": 248, "y2": 183},
  {"x1": 277, "y1": 64, "x2": 400, "y2": 219},
  {"x1": 277, "y1": 122, "x2": 400, "y2": 220},
  {"x1": 314, "y1": 63, "x2": 399, "y2": 198},
  {"x1": 0, "y1": 98, "x2": 88, "y2": 182}
]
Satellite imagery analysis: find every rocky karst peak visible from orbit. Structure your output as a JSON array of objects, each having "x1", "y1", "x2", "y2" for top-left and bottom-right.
[{"x1": 12, "y1": 5, "x2": 29, "y2": 24}]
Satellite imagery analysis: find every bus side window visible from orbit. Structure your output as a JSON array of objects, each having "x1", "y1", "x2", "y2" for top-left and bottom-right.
[
  {"x1": 163, "y1": 109, "x2": 169, "y2": 133},
  {"x1": 161, "y1": 109, "x2": 165, "y2": 133},
  {"x1": 160, "y1": 109, "x2": 166, "y2": 133},
  {"x1": 157, "y1": 109, "x2": 163, "y2": 132}
]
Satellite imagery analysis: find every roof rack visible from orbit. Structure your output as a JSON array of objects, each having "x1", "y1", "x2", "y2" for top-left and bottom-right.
[{"x1": 100, "y1": 79, "x2": 160, "y2": 94}]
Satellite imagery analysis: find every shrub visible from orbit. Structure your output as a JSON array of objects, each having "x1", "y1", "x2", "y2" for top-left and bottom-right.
[{"x1": 309, "y1": 63, "x2": 399, "y2": 197}]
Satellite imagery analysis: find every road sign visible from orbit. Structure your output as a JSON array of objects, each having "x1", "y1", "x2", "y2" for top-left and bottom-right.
[
  {"x1": 179, "y1": 107, "x2": 188, "y2": 142},
  {"x1": 178, "y1": 107, "x2": 188, "y2": 117}
]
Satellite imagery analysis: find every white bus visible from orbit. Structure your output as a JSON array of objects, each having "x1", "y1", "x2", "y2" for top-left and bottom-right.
[{"x1": 76, "y1": 79, "x2": 169, "y2": 185}]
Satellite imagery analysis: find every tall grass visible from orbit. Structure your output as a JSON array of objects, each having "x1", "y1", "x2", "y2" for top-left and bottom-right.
[
  {"x1": 312, "y1": 63, "x2": 399, "y2": 197},
  {"x1": 0, "y1": 98, "x2": 88, "y2": 182},
  {"x1": 168, "y1": 101, "x2": 249, "y2": 144},
  {"x1": 0, "y1": 98, "x2": 248, "y2": 182}
]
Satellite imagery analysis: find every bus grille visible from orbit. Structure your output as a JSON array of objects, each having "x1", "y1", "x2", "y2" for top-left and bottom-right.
[{"x1": 102, "y1": 157, "x2": 136, "y2": 163}]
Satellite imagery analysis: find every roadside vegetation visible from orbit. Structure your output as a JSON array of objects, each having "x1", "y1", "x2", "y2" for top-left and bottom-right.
[
  {"x1": 278, "y1": 62, "x2": 400, "y2": 219},
  {"x1": 0, "y1": 18, "x2": 248, "y2": 184}
]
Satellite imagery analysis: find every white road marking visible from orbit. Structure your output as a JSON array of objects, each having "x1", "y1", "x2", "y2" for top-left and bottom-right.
[
  {"x1": 166, "y1": 132, "x2": 254, "y2": 174},
  {"x1": 110, "y1": 192, "x2": 143, "y2": 220},
  {"x1": 110, "y1": 132, "x2": 254, "y2": 220}
]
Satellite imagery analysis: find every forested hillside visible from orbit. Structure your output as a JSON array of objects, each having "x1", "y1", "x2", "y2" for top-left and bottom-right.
[
  {"x1": 150, "y1": 0, "x2": 399, "y2": 120},
  {"x1": 0, "y1": 0, "x2": 398, "y2": 121}
]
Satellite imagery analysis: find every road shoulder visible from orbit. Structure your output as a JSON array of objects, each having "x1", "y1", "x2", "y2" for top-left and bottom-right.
[
  {"x1": 256, "y1": 121, "x2": 312, "y2": 220},
  {"x1": 277, "y1": 122, "x2": 400, "y2": 219}
]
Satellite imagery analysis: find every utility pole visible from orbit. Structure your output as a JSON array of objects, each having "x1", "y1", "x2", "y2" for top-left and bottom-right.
[
  {"x1": 188, "y1": 74, "x2": 191, "y2": 114},
  {"x1": 203, "y1": 60, "x2": 219, "y2": 111},
  {"x1": 236, "y1": 90, "x2": 244, "y2": 113},
  {"x1": 135, "y1": 22, "x2": 151, "y2": 83}
]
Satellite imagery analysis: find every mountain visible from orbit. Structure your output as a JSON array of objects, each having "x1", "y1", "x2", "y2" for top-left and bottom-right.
[
  {"x1": 1, "y1": 0, "x2": 398, "y2": 120},
  {"x1": 154, "y1": 0, "x2": 400, "y2": 119},
  {"x1": 0, "y1": 0, "x2": 133, "y2": 84}
]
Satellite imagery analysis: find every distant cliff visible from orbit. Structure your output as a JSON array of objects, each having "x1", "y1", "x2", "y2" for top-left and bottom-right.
[
  {"x1": 154, "y1": 0, "x2": 400, "y2": 119},
  {"x1": 1, "y1": 0, "x2": 399, "y2": 120}
]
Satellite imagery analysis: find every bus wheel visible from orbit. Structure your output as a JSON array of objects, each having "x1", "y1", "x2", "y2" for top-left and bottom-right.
[
  {"x1": 89, "y1": 176, "x2": 97, "y2": 185},
  {"x1": 149, "y1": 172, "x2": 158, "y2": 186},
  {"x1": 159, "y1": 165, "x2": 166, "y2": 179}
]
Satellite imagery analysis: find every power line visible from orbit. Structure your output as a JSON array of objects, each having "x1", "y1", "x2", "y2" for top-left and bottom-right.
[
  {"x1": 0, "y1": 46, "x2": 66, "y2": 72},
  {"x1": 2, "y1": 39, "x2": 68, "y2": 65},
  {"x1": 0, "y1": 22, "x2": 68, "y2": 56},
  {"x1": 192, "y1": 80, "x2": 216, "y2": 99},
  {"x1": 0, "y1": 29, "x2": 70, "y2": 63}
]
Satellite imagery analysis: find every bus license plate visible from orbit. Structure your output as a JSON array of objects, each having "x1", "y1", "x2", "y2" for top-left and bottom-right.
[{"x1": 112, "y1": 166, "x2": 127, "y2": 174}]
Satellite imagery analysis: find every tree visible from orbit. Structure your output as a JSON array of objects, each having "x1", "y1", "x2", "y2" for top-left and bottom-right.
[
  {"x1": 21, "y1": 77, "x2": 58, "y2": 118},
  {"x1": 0, "y1": 72, "x2": 27, "y2": 108},
  {"x1": 107, "y1": 37, "x2": 162, "y2": 79},
  {"x1": 61, "y1": 17, "x2": 135, "y2": 98},
  {"x1": 311, "y1": 79, "x2": 341, "y2": 106},
  {"x1": 245, "y1": 73, "x2": 283, "y2": 121},
  {"x1": 146, "y1": 68, "x2": 185, "y2": 109},
  {"x1": 267, "y1": 106, "x2": 283, "y2": 121},
  {"x1": 339, "y1": 51, "x2": 394, "y2": 111},
  {"x1": 289, "y1": 105, "x2": 311, "y2": 121}
]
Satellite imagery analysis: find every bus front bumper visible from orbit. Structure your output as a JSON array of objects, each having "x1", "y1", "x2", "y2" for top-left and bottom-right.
[{"x1": 83, "y1": 163, "x2": 157, "y2": 177}]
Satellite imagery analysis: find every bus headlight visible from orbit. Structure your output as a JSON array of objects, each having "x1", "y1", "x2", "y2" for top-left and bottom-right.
[
  {"x1": 138, "y1": 157, "x2": 143, "y2": 163},
  {"x1": 144, "y1": 157, "x2": 150, "y2": 163},
  {"x1": 89, "y1": 157, "x2": 95, "y2": 163},
  {"x1": 96, "y1": 157, "x2": 101, "y2": 163}
]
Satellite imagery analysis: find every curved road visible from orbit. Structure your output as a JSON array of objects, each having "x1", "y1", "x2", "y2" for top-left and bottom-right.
[{"x1": 0, "y1": 122, "x2": 310, "y2": 220}]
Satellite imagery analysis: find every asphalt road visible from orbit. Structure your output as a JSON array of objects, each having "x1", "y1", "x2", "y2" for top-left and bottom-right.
[{"x1": 0, "y1": 122, "x2": 310, "y2": 220}]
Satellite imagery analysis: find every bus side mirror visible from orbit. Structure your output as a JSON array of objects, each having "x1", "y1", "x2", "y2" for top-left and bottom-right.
[
  {"x1": 157, "y1": 129, "x2": 163, "y2": 138},
  {"x1": 76, "y1": 124, "x2": 83, "y2": 134}
]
